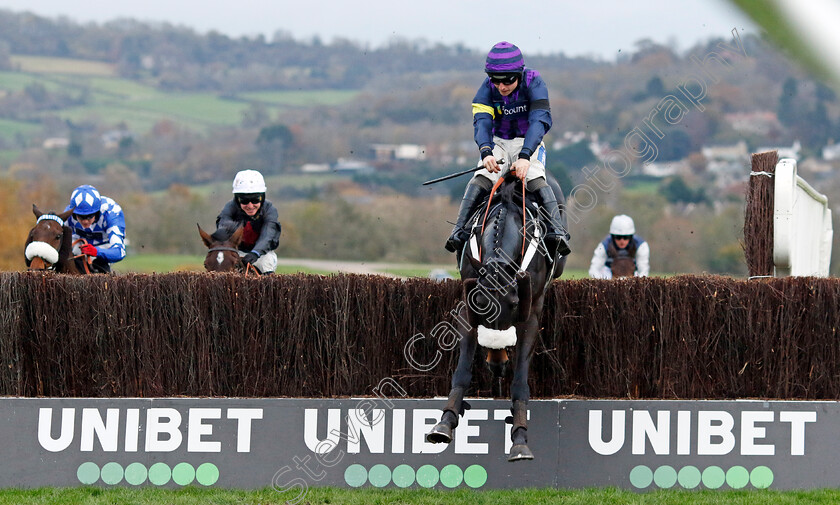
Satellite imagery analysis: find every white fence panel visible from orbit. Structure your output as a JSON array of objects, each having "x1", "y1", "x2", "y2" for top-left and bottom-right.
[{"x1": 773, "y1": 158, "x2": 833, "y2": 276}]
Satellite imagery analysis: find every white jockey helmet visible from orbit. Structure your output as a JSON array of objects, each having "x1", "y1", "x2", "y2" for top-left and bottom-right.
[
  {"x1": 609, "y1": 214, "x2": 635, "y2": 236},
  {"x1": 232, "y1": 170, "x2": 266, "y2": 194}
]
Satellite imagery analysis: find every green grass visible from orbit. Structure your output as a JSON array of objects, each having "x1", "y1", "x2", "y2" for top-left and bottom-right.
[
  {"x1": 114, "y1": 254, "x2": 334, "y2": 275},
  {"x1": 0, "y1": 487, "x2": 837, "y2": 504},
  {"x1": 113, "y1": 254, "x2": 205, "y2": 273}
]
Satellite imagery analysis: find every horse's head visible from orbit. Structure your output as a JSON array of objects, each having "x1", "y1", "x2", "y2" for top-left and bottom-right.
[
  {"x1": 610, "y1": 256, "x2": 636, "y2": 278},
  {"x1": 461, "y1": 174, "x2": 545, "y2": 349},
  {"x1": 198, "y1": 224, "x2": 245, "y2": 272},
  {"x1": 25, "y1": 205, "x2": 74, "y2": 271}
]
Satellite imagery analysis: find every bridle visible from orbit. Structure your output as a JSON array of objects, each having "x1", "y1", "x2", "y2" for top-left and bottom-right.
[
  {"x1": 207, "y1": 246, "x2": 260, "y2": 276},
  {"x1": 27, "y1": 214, "x2": 66, "y2": 272}
]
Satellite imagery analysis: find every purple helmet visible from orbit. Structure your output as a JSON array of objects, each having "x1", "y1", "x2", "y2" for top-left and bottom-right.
[{"x1": 485, "y1": 41, "x2": 524, "y2": 74}]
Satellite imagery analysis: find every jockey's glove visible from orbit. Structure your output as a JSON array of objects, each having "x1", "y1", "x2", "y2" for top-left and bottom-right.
[
  {"x1": 80, "y1": 244, "x2": 98, "y2": 257},
  {"x1": 243, "y1": 252, "x2": 260, "y2": 265}
]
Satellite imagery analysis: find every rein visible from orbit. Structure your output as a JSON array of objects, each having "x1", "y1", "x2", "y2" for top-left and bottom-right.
[
  {"x1": 478, "y1": 176, "x2": 527, "y2": 261},
  {"x1": 71, "y1": 238, "x2": 94, "y2": 274}
]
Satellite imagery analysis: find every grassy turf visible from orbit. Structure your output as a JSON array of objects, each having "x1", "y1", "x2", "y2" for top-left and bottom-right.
[
  {"x1": 0, "y1": 487, "x2": 837, "y2": 504},
  {"x1": 114, "y1": 254, "x2": 334, "y2": 275}
]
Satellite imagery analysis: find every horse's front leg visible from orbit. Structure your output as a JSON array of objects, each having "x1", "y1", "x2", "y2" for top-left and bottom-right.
[
  {"x1": 426, "y1": 327, "x2": 477, "y2": 444},
  {"x1": 507, "y1": 316, "x2": 539, "y2": 461}
]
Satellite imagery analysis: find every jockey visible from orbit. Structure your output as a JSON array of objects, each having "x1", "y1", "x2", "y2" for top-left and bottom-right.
[
  {"x1": 589, "y1": 214, "x2": 650, "y2": 279},
  {"x1": 445, "y1": 41, "x2": 570, "y2": 259},
  {"x1": 214, "y1": 169, "x2": 281, "y2": 274},
  {"x1": 64, "y1": 184, "x2": 126, "y2": 273}
]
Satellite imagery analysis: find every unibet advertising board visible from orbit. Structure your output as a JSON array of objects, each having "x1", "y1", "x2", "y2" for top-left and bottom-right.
[{"x1": 6, "y1": 398, "x2": 832, "y2": 490}]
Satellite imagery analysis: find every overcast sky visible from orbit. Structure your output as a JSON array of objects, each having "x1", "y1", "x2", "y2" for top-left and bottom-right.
[{"x1": 0, "y1": 1, "x2": 758, "y2": 60}]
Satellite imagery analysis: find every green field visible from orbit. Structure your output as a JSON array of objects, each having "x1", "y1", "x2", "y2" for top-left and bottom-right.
[
  {"x1": 0, "y1": 487, "x2": 836, "y2": 504},
  {"x1": 0, "y1": 55, "x2": 361, "y2": 136}
]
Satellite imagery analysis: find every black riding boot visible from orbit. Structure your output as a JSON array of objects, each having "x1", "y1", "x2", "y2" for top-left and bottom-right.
[
  {"x1": 534, "y1": 185, "x2": 571, "y2": 257},
  {"x1": 445, "y1": 183, "x2": 489, "y2": 253}
]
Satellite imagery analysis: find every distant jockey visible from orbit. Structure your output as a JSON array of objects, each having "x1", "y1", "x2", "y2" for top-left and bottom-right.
[
  {"x1": 64, "y1": 184, "x2": 126, "y2": 273},
  {"x1": 589, "y1": 214, "x2": 650, "y2": 279},
  {"x1": 213, "y1": 169, "x2": 282, "y2": 274},
  {"x1": 445, "y1": 41, "x2": 570, "y2": 260}
]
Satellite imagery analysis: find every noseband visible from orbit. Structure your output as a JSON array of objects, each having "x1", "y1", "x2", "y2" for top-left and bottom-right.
[{"x1": 26, "y1": 214, "x2": 67, "y2": 271}]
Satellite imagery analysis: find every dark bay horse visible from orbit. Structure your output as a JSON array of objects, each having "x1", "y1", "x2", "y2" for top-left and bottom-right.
[
  {"x1": 25, "y1": 205, "x2": 82, "y2": 274},
  {"x1": 197, "y1": 224, "x2": 254, "y2": 274},
  {"x1": 427, "y1": 173, "x2": 566, "y2": 462}
]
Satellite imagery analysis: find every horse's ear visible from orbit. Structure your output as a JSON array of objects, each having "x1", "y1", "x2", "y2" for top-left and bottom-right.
[
  {"x1": 32, "y1": 204, "x2": 42, "y2": 218},
  {"x1": 517, "y1": 271, "x2": 532, "y2": 322},
  {"x1": 58, "y1": 208, "x2": 74, "y2": 222},
  {"x1": 197, "y1": 223, "x2": 213, "y2": 248},
  {"x1": 229, "y1": 226, "x2": 244, "y2": 248}
]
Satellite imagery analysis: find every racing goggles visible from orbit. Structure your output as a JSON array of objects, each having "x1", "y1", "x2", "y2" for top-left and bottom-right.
[
  {"x1": 236, "y1": 194, "x2": 264, "y2": 205},
  {"x1": 74, "y1": 212, "x2": 99, "y2": 221},
  {"x1": 488, "y1": 73, "x2": 519, "y2": 85}
]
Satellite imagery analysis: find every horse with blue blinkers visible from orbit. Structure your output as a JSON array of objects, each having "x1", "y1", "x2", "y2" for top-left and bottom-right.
[{"x1": 25, "y1": 205, "x2": 82, "y2": 274}]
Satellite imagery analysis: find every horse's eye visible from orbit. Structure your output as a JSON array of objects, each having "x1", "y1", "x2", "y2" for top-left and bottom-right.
[{"x1": 55, "y1": 234, "x2": 61, "y2": 240}]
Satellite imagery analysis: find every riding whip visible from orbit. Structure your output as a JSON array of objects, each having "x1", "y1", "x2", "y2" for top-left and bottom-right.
[{"x1": 422, "y1": 159, "x2": 505, "y2": 186}]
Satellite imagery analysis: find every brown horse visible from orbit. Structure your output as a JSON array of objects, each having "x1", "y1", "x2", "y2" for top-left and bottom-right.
[
  {"x1": 610, "y1": 256, "x2": 636, "y2": 278},
  {"x1": 197, "y1": 224, "x2": 252, "y2": 273},
  {"x1": 24, "y1": 205, "x2": 83, "y2": 274}
]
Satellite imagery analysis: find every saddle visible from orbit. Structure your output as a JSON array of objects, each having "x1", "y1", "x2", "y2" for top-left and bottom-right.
[{"x1": 460, "y1": 189, "x2": 558, "y2": 282}]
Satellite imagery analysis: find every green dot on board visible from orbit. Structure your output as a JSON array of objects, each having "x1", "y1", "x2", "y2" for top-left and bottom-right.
[
  {"x1": 392, "y1": 465, "x2": 415, "y2": 488},
  {"x1": 653, "y1": 466, "x2": 677, "y2": 488},
  {"x1": 77, "y1": 462, "x2": 100, "y2": 485},
  {"x1": 100, "y1": 462, "x2": 123, "y2": 485},
  {"x1": 750, "y1": 466, "x2": 774, "y2": 489},
  {"x1": 368, "y1": 464, "x2": 391, "y2": 488},
  {"x1": 148, "y1": 462, "x2": 172, "y2": 486},
  {"x1": 677, "y1": 466, "x2": 701, "y2": 489},
  {"x1": 440, "y1": 464, "x2": 463, "y2": 488},
  {"x1": 344, "y1": 464, "x2": 367, "y2": 488},
  {"x1": 196, "y1": 463, "x2": 220, "y2": 486},
  {"x1": 416, "y1": 465, "x2": 439, "y2": 488},
  {"x1": 172, "y1": 462, "x2": 195, "y2": 486},
  {"x1": 124, "y1": 463, "x2": 148, "y2": 485},
  {"x1": 464, "y1": 465, "x2": 488, "y2": 488},
  {"x1": 702, "y1": 466, "x2": 726, "y2": 489},
  {"x1": 629, "y1": 465, "x2": 653, "y2": 488}
]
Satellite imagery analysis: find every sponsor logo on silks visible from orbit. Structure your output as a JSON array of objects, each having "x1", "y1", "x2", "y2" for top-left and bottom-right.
[
  {"x1": 501, "y1": 103, "x2": 528, "y2": 116},
  {"x1": 537, "y1": 145, "x2": 546, "y2": 165}
]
